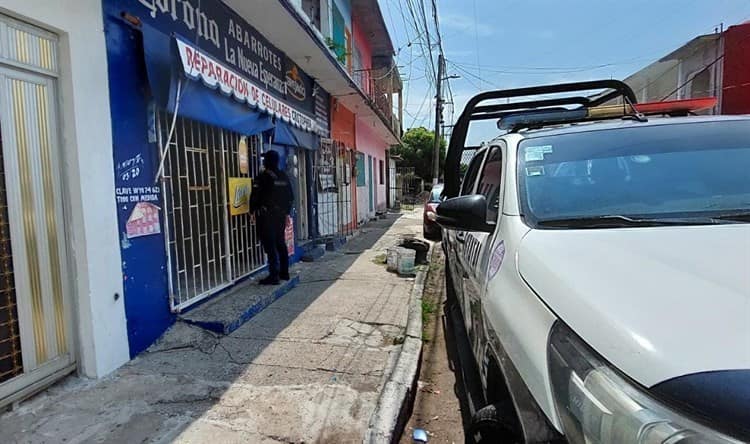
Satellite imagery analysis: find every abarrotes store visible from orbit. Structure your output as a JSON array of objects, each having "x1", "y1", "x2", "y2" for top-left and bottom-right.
[{"x1": 103, "y1": 0, "x2": 326, "y2": 356}]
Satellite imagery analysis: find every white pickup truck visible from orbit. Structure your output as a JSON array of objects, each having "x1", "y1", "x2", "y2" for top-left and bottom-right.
[{"x1": 436, "y1": 80, "x2": 750, "y2": 444}]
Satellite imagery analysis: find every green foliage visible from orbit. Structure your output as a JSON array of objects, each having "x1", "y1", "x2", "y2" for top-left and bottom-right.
[
  {"x1": 460, "y1": 163, "x2": 469, "y2": 177},
  {"x1": 421, "y1": 299, "x2": 436, "y2": 327},
  {"x1": 325, "y1": 37, "x2": 348, "y2": 64},
  {"x1": 392, "y1": 127, "x2": 447, "y2": 182}
]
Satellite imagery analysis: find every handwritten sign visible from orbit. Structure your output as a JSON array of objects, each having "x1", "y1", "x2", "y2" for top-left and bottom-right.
[{"x1": 115, "y1": 186, "x2": 160, "y2": 203}]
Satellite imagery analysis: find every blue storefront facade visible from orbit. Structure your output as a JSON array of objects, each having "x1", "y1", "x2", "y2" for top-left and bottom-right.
[{"x1": 102, "y1": 0, "x2": 330, "y2": 357}]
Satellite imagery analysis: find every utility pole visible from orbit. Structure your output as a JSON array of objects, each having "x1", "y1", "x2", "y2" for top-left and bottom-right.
[{"x1": 432, "y1": 53, "x2": 443, "y2": 186}]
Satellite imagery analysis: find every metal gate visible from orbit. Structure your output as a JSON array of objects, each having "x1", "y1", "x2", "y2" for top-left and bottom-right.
[
  {"x1": 388, "y1": 166, "x2": 424, "y2": 210},
  {"x1": 313, "y1": 139, "x2": 354, "y2": 239},
  {"x1": 158, "y1": 113, "x2": 264, "y2": 312}
]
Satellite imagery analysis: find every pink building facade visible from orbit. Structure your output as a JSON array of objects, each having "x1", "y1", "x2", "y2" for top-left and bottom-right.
[
  {"x1": 355, "y1": 118, "x2": 388, "y2": 221},
  {"x1": 352, "y1": 15, "x2": 390, "y2": 222}
]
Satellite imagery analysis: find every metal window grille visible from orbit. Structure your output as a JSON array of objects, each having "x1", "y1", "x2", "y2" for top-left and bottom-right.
[
  {"x1": 388, "y1": 166, "x2": 424, "y2": 210},
  {"x1": 313, "y1": 139, "x2": 354, "y2": 239},
  {"x1": 158, "y1": 113, "x2": 264, "y2": 312},
  {"x1": 223, "y1": 131, "x2": 264, "y2": 280},
  {"x1": 0, "y1": 138, "x2": 22, "y2": 383}
]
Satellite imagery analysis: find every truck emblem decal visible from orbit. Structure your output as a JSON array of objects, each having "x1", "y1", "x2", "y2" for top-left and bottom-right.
[{"x1": 488, "y1": 240, "x2": 506, "y2": 280}]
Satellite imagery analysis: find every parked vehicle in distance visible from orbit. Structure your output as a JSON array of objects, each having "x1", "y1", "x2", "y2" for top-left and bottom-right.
[
  {"x1": 423, "y1": 183, "x2": 444, "y2": 240},
  {"x1": 437, "y1": 80, "x2": 750, "y2": 444}
]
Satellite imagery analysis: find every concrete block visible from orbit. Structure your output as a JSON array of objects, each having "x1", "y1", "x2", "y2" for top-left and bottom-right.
[{"x1": 180, "y1": 276, "x2": 300, "y2": 335}]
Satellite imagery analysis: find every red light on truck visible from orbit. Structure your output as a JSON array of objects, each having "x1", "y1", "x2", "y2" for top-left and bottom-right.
[{"x1": 633, "y1": 97, "x2": 718, "y2": 114}]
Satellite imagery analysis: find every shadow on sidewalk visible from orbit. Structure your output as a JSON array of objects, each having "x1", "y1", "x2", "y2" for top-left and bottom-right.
[{"x1": 0, "y1": 211, "x2": 424, "y2": 443}]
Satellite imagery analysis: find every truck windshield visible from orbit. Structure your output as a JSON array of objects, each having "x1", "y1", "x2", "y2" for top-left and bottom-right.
[{"x1": 517, "y1": 120, "x2": 750, "y2": 227}]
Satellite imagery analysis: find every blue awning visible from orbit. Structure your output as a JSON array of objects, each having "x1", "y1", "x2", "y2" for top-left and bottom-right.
[
  {"x1": 273, "y1": 120, "x2": 318, "y2": 150},
  {"x1": 140, "y1": 23, "x2": 273, "y2": 136}
]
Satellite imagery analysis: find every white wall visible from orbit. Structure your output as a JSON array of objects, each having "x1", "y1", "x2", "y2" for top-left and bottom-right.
[{"x1": 0, "y1": 1, "x2": 129, "y2": 377}]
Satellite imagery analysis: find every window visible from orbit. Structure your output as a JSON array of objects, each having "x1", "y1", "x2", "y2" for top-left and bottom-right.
[
  {"x1": 428, "y1": 184, "x2": 444, "y2": 202},
  {"x1": 689, "y1": 69, "x2": 711, "y2": 99},
  {"x1": 460, "y1": 148, "x2": 487, "y2": 196},
  {"x1": 379, "y1": 160, "x2": 384, "y2": 185},
  {"x1": 476, "y1": 146, "x2": 503, "y2": 224},
  {"x1": 331, "y1": 4, "x2": 346, "y2": 64},
  {"x1": 301, "y1": 0, "x2": 321, "y2": 30},
  {"x1": 356, "y1": 152, "x2": 366, "y2": 186},
  {"x1": 517, "y1": 121, "x2": 750, "y2": 226}
]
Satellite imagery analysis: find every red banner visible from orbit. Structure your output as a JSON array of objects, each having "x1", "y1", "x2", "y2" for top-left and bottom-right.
[{"x1": 285, "y1": 216, "x2": 294, "y2": 256}]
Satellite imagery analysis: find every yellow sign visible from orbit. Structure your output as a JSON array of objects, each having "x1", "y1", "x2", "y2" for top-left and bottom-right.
[{"x1": 228, "y1": 177, "x2": 252, "y2": 216}]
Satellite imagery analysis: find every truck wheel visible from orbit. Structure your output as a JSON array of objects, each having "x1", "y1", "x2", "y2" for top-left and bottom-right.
[{"x1": 466, "y1": 403, "x2": 517, "y2": 444}]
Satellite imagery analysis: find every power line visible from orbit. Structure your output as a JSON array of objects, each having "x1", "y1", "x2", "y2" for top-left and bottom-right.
[
  {"x1": 449, "y1": 56, "x2": 663, "y2": 74},
  {"x1": 389, "y1": 0, "x2": 437, "y2": 132},
  {"x1": 405, "y1": 0, "x2": 436, "y2": 81},
  {"x1": 431, "y1": 0, "x2": 444, "y2": 55},
  {"x1": 471, "y1": 0, "x2": 482, "y2": 90},
  {"x1": 407, "y1": 84, "x2": 433, "y2": 129}
]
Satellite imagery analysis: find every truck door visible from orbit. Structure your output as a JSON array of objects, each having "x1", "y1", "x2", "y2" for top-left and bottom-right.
[
  {"x1": 459, "y1": 144, "x2": 504, "y2": 361},
  {"x1": 445, "y1": 149, "x2": 486, "y2": 314}
]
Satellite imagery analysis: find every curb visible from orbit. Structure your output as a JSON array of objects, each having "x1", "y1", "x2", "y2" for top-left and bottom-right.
[{"x1": 364, "y1": 243, "x2": 436, "y2": 444}]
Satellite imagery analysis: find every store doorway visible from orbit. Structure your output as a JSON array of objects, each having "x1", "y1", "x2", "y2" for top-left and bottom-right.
[
  {"x1": 0, "y1": 16, "x2": 75, "y2": 408},
  {"x1": 294, "y1": 151, "x2": 309, "y2": 241},
  {"x1": 368, "y1": 155, "x2": 374, "y2": 213},
  {"x1": 158, "y1": 113, "x2": 265, "y2": 312}
]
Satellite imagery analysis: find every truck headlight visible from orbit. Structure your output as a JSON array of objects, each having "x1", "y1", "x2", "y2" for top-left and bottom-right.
[{"x1": 548, "y1": 322, "x2": 741, "y2": 444}]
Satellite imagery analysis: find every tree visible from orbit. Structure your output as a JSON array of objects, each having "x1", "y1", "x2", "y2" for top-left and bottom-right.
[{"x1": 391, "y1": 127, "x2": 447, "y2": 183}]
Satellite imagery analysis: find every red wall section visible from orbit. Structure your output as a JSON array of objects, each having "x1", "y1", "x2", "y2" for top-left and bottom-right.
[
  {"x1": 331, "y1": 99, "x2": 356, "y2": 148},
  {"x1": 352, "y1": 17, "x2": 373, "y2": 95},
  {"x1": 721, "y1": 22, "x2": 750, "y2": 114}
]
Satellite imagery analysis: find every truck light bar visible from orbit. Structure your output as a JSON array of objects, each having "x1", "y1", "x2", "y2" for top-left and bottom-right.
[
  {"x1": 497, "y1": 97, "x2": 719, "y2": 131},
  {"x1": 632, "y1": 97, "x2": 718, "y2": 114}
]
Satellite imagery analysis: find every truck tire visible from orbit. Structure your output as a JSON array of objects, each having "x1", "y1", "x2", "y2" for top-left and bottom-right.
[{"x1": 466, "y1": 403, "x2": 518, "y2": 444}]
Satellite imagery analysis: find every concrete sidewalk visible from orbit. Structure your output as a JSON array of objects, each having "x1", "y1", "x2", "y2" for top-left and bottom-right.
[{"x1": 0, "y1": 209, "x2": 426, "y2": 444}]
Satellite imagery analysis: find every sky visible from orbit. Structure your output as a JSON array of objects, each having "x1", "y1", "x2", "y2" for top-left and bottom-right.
[{"x1": 379, "y1": 0, "x2": 750, "y2": 144}]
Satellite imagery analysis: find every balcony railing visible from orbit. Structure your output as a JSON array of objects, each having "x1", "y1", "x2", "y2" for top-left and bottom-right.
[{"x1": 352, "y1": 68, "x2": 401, "y2": 137}]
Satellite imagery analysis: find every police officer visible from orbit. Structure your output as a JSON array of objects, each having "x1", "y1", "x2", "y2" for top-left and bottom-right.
[{"x1": 250, "y1": 150, "x2": 294, "y2": 285}]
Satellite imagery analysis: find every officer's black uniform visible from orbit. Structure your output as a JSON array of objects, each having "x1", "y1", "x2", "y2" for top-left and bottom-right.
[{"x1": 250, "y1": 150, "x2": 293, "y2": 285}]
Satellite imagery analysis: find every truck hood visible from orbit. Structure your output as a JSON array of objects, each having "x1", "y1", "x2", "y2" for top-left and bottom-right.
[{"x1": 518, "y1": 224, "x2": 750, "y2": 387}]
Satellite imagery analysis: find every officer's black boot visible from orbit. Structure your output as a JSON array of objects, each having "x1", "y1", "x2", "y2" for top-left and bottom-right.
[{"x1": 259, "y1": 275, "x2": 279, "y2": 285}]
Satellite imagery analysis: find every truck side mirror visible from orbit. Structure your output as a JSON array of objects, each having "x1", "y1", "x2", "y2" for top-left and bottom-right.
[{"x1": 436, "y1": 195, "x2": 494, "y2": 233}]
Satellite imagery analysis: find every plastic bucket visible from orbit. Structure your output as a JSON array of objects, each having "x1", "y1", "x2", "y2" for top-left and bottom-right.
[
  {"x1": 386, "y1": 247, "x2": 402, "y2": 271},
  {"x1": 397, "y1": 248, "x2": 416, "y2": 275}
]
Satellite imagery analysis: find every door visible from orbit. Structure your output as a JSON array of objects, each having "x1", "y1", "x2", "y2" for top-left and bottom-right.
[
  {"x1": 368, "y1": 155, "x2": 374, "y2": 213},
  {"x1": 159, "y1": 114, "x2": 265, "y2": 311},
  {"x1": 295, "y1": 151, "x2": 308, "y2": 240},
  {"x1": 461, "y1": 144, "x2": 505, "y2": 360},
  {"x1": 446, "y1": 148, "x2": 486, "y2": 311},
  {"x1": 0, "y1": 67, "x2": 75, "y2": 405},
  {"x1": 355, "y1": 152, "x2": 366, "y2": 223}
]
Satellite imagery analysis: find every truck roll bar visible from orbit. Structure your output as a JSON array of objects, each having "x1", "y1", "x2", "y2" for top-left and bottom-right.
[{"x1": 442, "y1": 80, "x2": 637, "y2": 198}]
